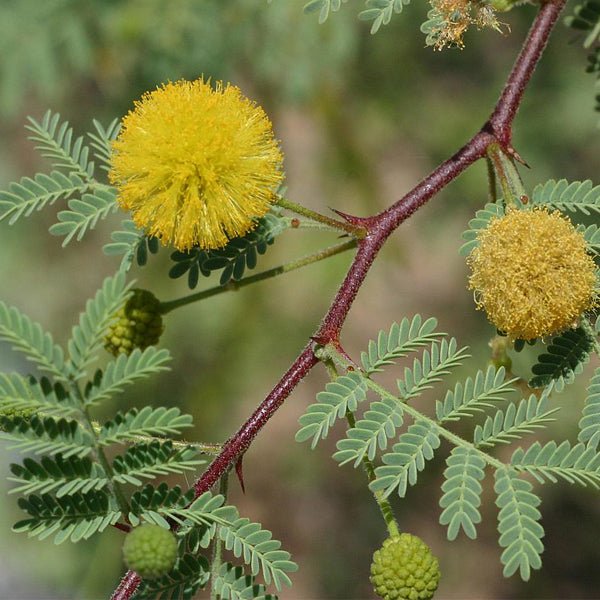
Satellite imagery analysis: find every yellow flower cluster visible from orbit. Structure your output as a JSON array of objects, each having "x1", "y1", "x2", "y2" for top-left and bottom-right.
[
  {"x1": 110, "y1": 79, "x2": 283, "y2": 251},
  {"x1": 428, "y1": 0, "x2": 503, "y2": 49},
  {"x1": 468, "y1": 208, "x2": 597, "y2": 340}
]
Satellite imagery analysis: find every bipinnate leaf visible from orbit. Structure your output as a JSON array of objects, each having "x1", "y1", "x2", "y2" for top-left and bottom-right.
[
  {"x1": 214, "y1": 562, "x2": 278, "y2": 600},
  {"x1": 436, "y1": 365, "x2": 515, "y2": 422},
  {"x1": 296, "y1": 371, "x2": 367, "y2": 448},
  {"x1": 494, "y1": 468, "x2": 544, "y2": 581},
  {"x1": 169, "y1": 213, "x2": 290, "y2": 288},
  {"x1": 49, "y1": 185, "x2": 118, "y2": 246},
  {"x1": 26, "y1": 110, "x2": 95, "y2": 179},
  {"x1": 135, "y1": 553, "x2": 210, "y2": 600},
  {"x1": 359, "y1": 0, "x2": 411, "y2": 34},
  {"x1": 84, "y1": 347, "x2": 171, "y2": 407},
  {"x1": 439, "y1": 448, "x2": 486, "y2": 540},
  {"x1": 578, "y1": 366, "x2": 600, "y2": 443},
  {"x1": 370, "y1": 420, "x2": 440, "y2": 498},
  {"x1": 13, "y1": 489, "x2": 121, "y2": 543},
  {"x1": 0, "y1": 373, "x2": 77, "y2": 417},
  {"x1": 529, "y1": 327, "x2": 593, "y2": 390},
  {"x1": 0, "y1": 414, "x2": 93, "y2": 458},
  {"x1": 67, "y1": 272, "x2": 131, "y2": 376},
  {"x1": 112, "y1": 441, "x2": 204, "y2": 486},
  {"x1": 530, "y1": 179, "x2": 600, "y2": 214},
  {"x1": 0, "y1": 171, "x2": 89, "y2": 225},
  {"x1": 511, "y1": 440, "x2": 600, "y2": 488},
  {"x1": 99, "y1": 406, "x2": 194, "y2": 445},
  {"x1": 397, "y1": 338, "x2": 469, "y2": 400},
  {"x1": 0, "y1": 301, "x2": 66, "y2": 380},
  {"x1": 459, "y1": 202, "x2": 504, "y2": 256},
  {"x1": 8, "y1": 455, "x2": 107, "y2": 498},
  {"x1": 360, "y1": 315, "x2": 443, "y2": 375},
  {"x1": 333, "y1": 397, "x2": 404, "y2": 466}
]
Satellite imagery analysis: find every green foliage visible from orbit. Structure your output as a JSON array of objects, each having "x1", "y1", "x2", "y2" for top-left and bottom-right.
[
  {"x1": 50, "y1": 186, "x2": 118, "y2": 246},
  {"x1": 511, "y1": 439, "x2": 600, "y2": 487},
  {"x1": 439, "y1": 448, "x2": 486, "y2": 540},
  {"x1": 359, "y1": 0, "x2": 411, "y2": 34},
  {"x1": 112, "y1": 441, "x2": 204, "y2": 486},
  {"x1": 494, "y1": 468, "x2": 544, "y2": 581},
  {"x1": 168, "y1": 213, "x2": 291, "y2": 288},
  {"x1": 8, "y1": 455, "x2": 107, "y2": 498},
  {"x1": 303, "y1": 0, "x2": 348, "y2": 24},
  {"x1": 0, "y1": 414, "x2": 94, "y2": 459},
  {"x1": 149, "y1": 492, "x2": 297, "y2": 591},
  {"x1": 214, "y1": 563, "x2": 278, "y2": 600},
  {"x1": 474, "y1": 393, "x2": 559, "y2": 448},
  {"x1": 579, "y1": 366, "x2": 600, "y2": 442},
  {"x1": 360, "y1": 315, "x2": 443, "y2": 375},
  {"x1": 67, "y1": 272, "x2": 132, "y2": 377},
  {"x1": 459, "y1": 201, "x2": 505, "y2": 256},
  {"x1": 396, "y1": 338, "x2": 470, "y2": 400},
  {"x1": 0, "y1": 301, "x2": 66, "y2": 380},
  {"x1": 103, "y1": 219, "x2": 160, "y2": 271},
  {"x1": 565, "y1": 0, "x2": 600, "y2": 48},
  {"x1": 135, "y1": 553, "x2": 210, "y2": 600},
  {"x1": 0, "y1": 374, "x2": 77, "y2": 418},
  {"x1": 83, "y1": 347, "x2": 171, "y2": 407},
  {"x1": 530, "y1": 179, "x2": 600, "y2": 215},
  {"x1": 333, "y1": 396, "x2": 404, "y2": 466},
  {"x1": 98, "y1": 407, "x2": 194, "y2": 445},
  {"x1": 369, "y1": 420, "x2": 441, "y2": 498},
  {"x1": 529, "y1": 326, "x2": 594, "y2": 390},
  {"x1": 26, "y1": 111, "x2": 95, "y2": 179},
  {"x1": 301, "y1": 311, "x2": 600, "y2": 581},
  {"x1": 295, "y1": 371, "x2": 367, "y2": 448},
  {"x1": 13, "y1": 489, "x2": 122, "y2": 544},
  {"x1": 435, "y1": 365, "x2": 515, "y2": 421}
]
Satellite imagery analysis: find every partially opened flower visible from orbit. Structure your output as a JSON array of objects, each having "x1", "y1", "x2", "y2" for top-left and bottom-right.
[
  {"x1": 467, "y1": 207, "x2": 597, "y2": 340},
  {"x1": 110, "y1": 79, "x2": 284, "y2": 251}
]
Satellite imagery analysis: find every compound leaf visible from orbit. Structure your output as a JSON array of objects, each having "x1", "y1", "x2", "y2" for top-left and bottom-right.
[
  {"x1": 360, "y1": 315, "x2": 443, "y2": 375},
  {"x1": 296, "y1": 372, "x2": 367, "y2": 448},
  {"x1": 494, "y1": 468, "x2": 544, "y2": 581},
  {"x1": 439, "y1": 447, "x2": 486, "y2": 540},
  {"x1": 370, "y1": 420, "x2": 440, "y2": 498}
]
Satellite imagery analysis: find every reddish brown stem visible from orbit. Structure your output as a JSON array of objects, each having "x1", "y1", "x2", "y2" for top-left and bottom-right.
[{"x1": 110, "y1": 1, "x2": 566, "y2": 598}]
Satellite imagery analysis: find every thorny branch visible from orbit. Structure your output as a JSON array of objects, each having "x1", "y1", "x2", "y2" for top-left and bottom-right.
[{"x1": 111, "y1": 1, "x2": 567, "y2": 597}]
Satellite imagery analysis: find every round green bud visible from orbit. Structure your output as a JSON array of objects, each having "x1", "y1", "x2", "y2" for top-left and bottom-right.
[
  {"x1": 122, "y1": 524, "x2": 178, "y2": 579},
  {"x1": 104, "y1": 289, "x2": 164, "y2": 356},
  {"x1": 370, "y1": 533, "x2": 441, "y2": 600}
]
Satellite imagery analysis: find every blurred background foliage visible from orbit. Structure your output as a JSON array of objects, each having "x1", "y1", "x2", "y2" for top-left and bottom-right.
[{"x1": 0, "y1": 1, "x2": 598, "y2": 598}]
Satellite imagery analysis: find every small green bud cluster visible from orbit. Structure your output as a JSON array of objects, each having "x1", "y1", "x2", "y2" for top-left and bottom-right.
[
  {"x1": 105, "y1": 289, "x2": 163, "y2": 355},
  {"x1": 370, "y1": 533, "x2": 440, "y2": 600},
  {"x1": 122, "y1": 524, "x2": 178, "y2": 579}
]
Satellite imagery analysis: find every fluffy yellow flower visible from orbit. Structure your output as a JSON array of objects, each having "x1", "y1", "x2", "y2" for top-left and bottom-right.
[
  {"x1": 109, "y1": 79, "x2": 284, "y2": 250},
  {"x1": 468, "y1": 207, "x2": 597, "y2": 340}
]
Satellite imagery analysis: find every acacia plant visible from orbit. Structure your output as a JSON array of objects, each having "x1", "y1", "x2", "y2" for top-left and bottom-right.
[{"x1": 0, "y1": 0, "x2": 599, "y2": 598}]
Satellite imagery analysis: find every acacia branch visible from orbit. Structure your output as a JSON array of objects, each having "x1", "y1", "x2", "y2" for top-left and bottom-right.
[{"x1": 110, "y1": 1, "x2": 566, "y2": 597}]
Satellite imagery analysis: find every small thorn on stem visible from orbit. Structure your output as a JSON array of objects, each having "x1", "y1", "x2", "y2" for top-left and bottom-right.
[{"x1": 235, "y1": 456, "x2": 246, "y2": 493}]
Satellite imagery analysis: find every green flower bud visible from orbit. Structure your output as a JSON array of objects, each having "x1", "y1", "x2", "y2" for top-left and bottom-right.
[
  {"x1": 123, "y1": 524, "x2": 178, "y2": 579},
  {"x1": 105, "y1": 289, "x2": 163, "y2": 356},
  {"x1": 370, "y1": 533, "x2": 441, "y2": 600}
]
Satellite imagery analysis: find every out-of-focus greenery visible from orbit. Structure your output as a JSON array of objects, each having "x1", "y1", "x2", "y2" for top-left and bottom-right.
[{"x1": 0, "y1": 1, "x2": 598, "y2": 598}]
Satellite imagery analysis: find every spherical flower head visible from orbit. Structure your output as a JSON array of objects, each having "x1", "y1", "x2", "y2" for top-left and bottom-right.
[
  {"x1": 104, "y1": 289, "x2": 163, "y2": 356},
  {"x1": 468, "y1": 207, "x2": 597, "y2": 341},
  {"x1": 123, "y1": 524, "x2": 178, "y2": 579},
  {"x1": 370, "y1": 533, "x2": 441, "y2": 600},
  {"x1": 109, "y1": 78, "x2": 284, "y2": 251}
]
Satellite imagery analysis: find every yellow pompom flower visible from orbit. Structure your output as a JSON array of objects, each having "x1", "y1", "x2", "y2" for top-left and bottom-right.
[
  {"x1": 109, "y1": 79, "x2": 284, "y2": 251},
  {"x1": 468, "y1": 207, "x2": 597, "y2": 341}
]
